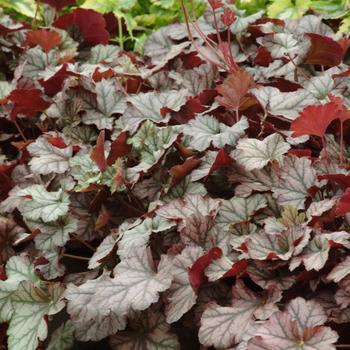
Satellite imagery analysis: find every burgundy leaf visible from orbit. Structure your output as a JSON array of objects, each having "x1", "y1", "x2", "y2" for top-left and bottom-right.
[
  {"x1": 290, "y1": 100, "x2": 341, "y2": 138},
  {"x1": 91, "y1": 130, "x2": 107, "y2": 171},
  {"x1": 169, "y1": 157, "x2": 201, "y2": 187},
  {"x1": 40, "y1": 64, "x2": 79, "y2": 97},
  {"x1": 188, "y1": 247, "x2": 222, "y2": 290},
  {"x1": 305, "y1": 33, "x2": 344, "y2": 67},
  {"x1": 336, "y1": 188, "x2": 350, "y2": 216},
  {"x1": 9, "y1": 88, "x2": 50, "y2": 119},
  {"x1": 24, "y1": 29, "x2": 61, "y2": 53},
  {"x1": 107, "y1": 132, "x2": 131, "y2": 165},
  {"x1": 54, "y1": 8, "x2": 109, "y2": 45}
]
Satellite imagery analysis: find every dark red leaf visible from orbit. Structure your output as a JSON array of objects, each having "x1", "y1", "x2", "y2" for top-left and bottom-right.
[
  {"x1": 338, "y1": 37, "x2": 350, "y2": 55},
  {"x1": 305, "y1": 33, "x2": 344, "y2": 67},
  {"x1": 180, "y1": 51, "x2": 205, "y2": 69},
  {"x1": 92, "y1": 68, "x2": 115, "y2": 82},
  {"x1": 328, "y1": 95, "x2": 350, "y2": 123},
  {"x1": 95, "y1": 205, "x2": 110, "y2": 229},
  {"x1": 336, "y1": 188, "x2": 350, "y2": 216},
  {"x1": 207, "y1": 148, "x2": 232, "y2": 178},
  {"x1": 42, "y1": 0, "x2": 76, "y2": 9},
  {"x1": 24, "y1": 29, "x2": 61, "y2": 53},
  {"x1": 9, "y1": 88, "x2": 50, "y2": 119},
  {"x1": 267, "y1": 78, "x2": 302, "y2": 92},
  {"x1": 0, "y1": 266, "x2": 7, "y2": 281},
  {"x1": 169, "y1": 157, "x2": 201, "y2": 187},
  {"x1": 40, "y1": 64, "x2": 79, "y2": 96},
  {"x1": 171, "y1": 96, "x2": 207, "y2": 124},
  {"x1": 254, "y1": 47, "x2": 273, "y2": 67},
  {"x1": 91, "y1": 130, "x2": 107, "y2": 171},
  {"x1": 216, "y1": 69, "x2": 254, "y2": 110},
  {"x1": 223, "y1": 259, "x2": 248, "y2": 278},
  {"x1": 0, "y1": 173, "x2": 13, "y2": 201},
  {"x1": 103, "y1": 12, "x2": 118, "y2": 36},
  {"x1": 290, "y1": 100, "x2": 341, "y2": 138},
  {"x1": 208, "y1": 0, "x2": 223, "y2": 10},
  {"x1": 0, "y1": 22, "x2": 25, "y2": 36},
  {"x1": 47, "y1": 136, "x2": 68, "y2": 149},
  {"x1": 107, "y1": 132, "x2": 131, "y2": 165},
  {"x1": 221, "y1": 8, "x2": 235, "y2": 26},
  {"x1": 34, "y1": 256, "x2": 49, "y2": 266},
  {"x1": 125, "y1": 77, "x2": 142, "y2": 94},
  {"x1": 188, "y1": 247, "x2": 222, "y2": 290},
  {"x1": 318, "y1": 174, "x2": 350, "y2": 190},
  {"x1": 54, "y1": 8, "x2": 109, "y2": 45},
  {"x1": 288, "y1": 149, "x2": 312, "y2": 157}
]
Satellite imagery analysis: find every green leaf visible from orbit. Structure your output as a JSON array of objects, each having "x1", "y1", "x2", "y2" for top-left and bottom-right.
[
  {"x1": 0, "y1": 0, "x2": 37, "y2": 18},
  {"x1": 82, "y1": 0, "x2": 137, "y2": 12},
  {"x1": 310, "y1": 0, "x2": 348, "y2": 19},
  {"x1": 117, "y1": 216, "x2": 176, "y2": 258},
  {"x1": 232, "y1": 133, "x2": 291, "y2": 171},
  {"x1": 7, "y1": 282, "x2": 65, "y2": 350},
  {"x1": 235, "y1": 0, "x2": 268, "y2": 15},
  {"x1": 88, "y1": 45, "x2": 121, "y2": 64},
  {"x1": 65, "y1": 273, "x2": 127, "y2": 341},
  {"x1": 82, "y1": 79, "x2": 127, "y2": 130},
  {"x1": 0, "y1": 256, "x2": 65, "y2": 350},
  {"x1": 120, "y1": 89, "x2": 188, "y2": 133},
  {"x1": 183, "y1": 115, "x2": 248, "y2": 152},
  {"x1": 110, "y1": 309, "x2": 180, "y2": 349},
  {"x1": 27, "y1": 217, "x2": 78, "y2": 251},
  {"x1": 267, "y1": 0, "x2": 311, "y2": 19},
  {"x1": 0, "y1": 81, "x2": 12, "y2": 99},
  {"x1": 127, "y1": 121, "x2": 180, "y2": 181},
  {"x1": 27, "y1": 136, "x2": 73, "y2": 175},
  {"x1": 0, "y1": 256, "x2": 40, "y2": 323},
  {"x1": 20, "y1": 47, "x2": 58, "y2": 78},
  {"x1": 47, "y1": 321, "x2": 74, "y2": 350},
  {"x1": 17, "y1": 185, "x2": 70, "y2": 223},
  {"x1": 339, "y1": 16, "x2": 350, "y2": 33},
  {"x1": 70, "y1": 153, "x2": 126, "y2": 192}
]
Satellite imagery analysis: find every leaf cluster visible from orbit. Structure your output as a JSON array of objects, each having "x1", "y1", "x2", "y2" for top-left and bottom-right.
[{"x1": 1, "y1": 1, "x2": 350, "y2": 350}]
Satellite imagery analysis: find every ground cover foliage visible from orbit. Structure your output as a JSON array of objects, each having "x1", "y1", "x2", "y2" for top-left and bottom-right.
[{"x1": 2, "y1": 0, "x2": 350, "y2": 349}]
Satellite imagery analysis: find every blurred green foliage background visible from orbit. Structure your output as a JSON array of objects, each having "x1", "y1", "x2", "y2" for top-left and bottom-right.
[{"x1": 1, "y1": 0, "x2": 350, "y2": 52}]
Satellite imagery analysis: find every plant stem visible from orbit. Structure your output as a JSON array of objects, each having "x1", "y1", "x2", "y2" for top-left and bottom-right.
[
  {"x1": 32, "y1": 0, "x2": 40, "y2": 29},
  {"x1": 180, "y1": 0, "x2": 226, "y2": 70},
  {"x1": 235, "y1": 107, "x2": 239, "y2": 123},
  {"x1": 13, "y1": 119, "x2": 27, "y2": 142},
  {"x1": 321, "y1": 136, "x2": 329, "y2": 159},
  {"x1": 71, "y1": 234, "x2": 96, "y2": 252},
  {"x1": 287, "y1": 54, "x2": 310, "y2": 81},
  {"x1": 340, "y1": 121, "x2": 345, "y2": 165},
  {"x1": 211, "y1": 7, "x2": 223, "y2": 48},
  {"x1": 117, "y1": 16, "x2": 124, "y2": 50},
  {"x1": 63, "y1": 253, "x2": 90, "y2": 261}
]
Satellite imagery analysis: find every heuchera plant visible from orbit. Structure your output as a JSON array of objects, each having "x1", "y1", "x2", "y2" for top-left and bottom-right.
[{"x1": 2, "y1": 0, "x2": 350, "y2": 349}]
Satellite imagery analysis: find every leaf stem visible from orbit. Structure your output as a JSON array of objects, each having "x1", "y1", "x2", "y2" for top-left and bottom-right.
[
  {"x1": 211, "y1": 7, "x2": 223, "y2": 48},
  {"x1": 13, "y1": 119, "x2": 27, "y2": 142},
  {"x1": 340, "y1": 121, "x2": 345, "y2": 166},
  {"x1": 32, "y1": 0, "x2": 40, "y2": 29},
  {"x1": 321, "y1": 136, "x2": 329, "y2": 159},
  {"x1": 235, "y1": 107, "x2": 239, "y2": 123},
  {"x1": 63, "y1": 253, "x2": 90, "y2": 261},
  {"x1": 117, "y1": 15, "x2": 124, "y2": 51},
  {"x1": 287, "y1": 54, "x2": 310, "y2": 81},
  {"x1": 71, "y1": 233, "x2": 96, "y2": 252},
  {"x1": 180, "y1": 0, "x2": 226, "y2": 70}
]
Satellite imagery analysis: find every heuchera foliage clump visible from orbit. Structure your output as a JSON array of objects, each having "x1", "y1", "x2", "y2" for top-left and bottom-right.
[{"x1": 2, "y1": 0, "x2": 350, "y2": 349}]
